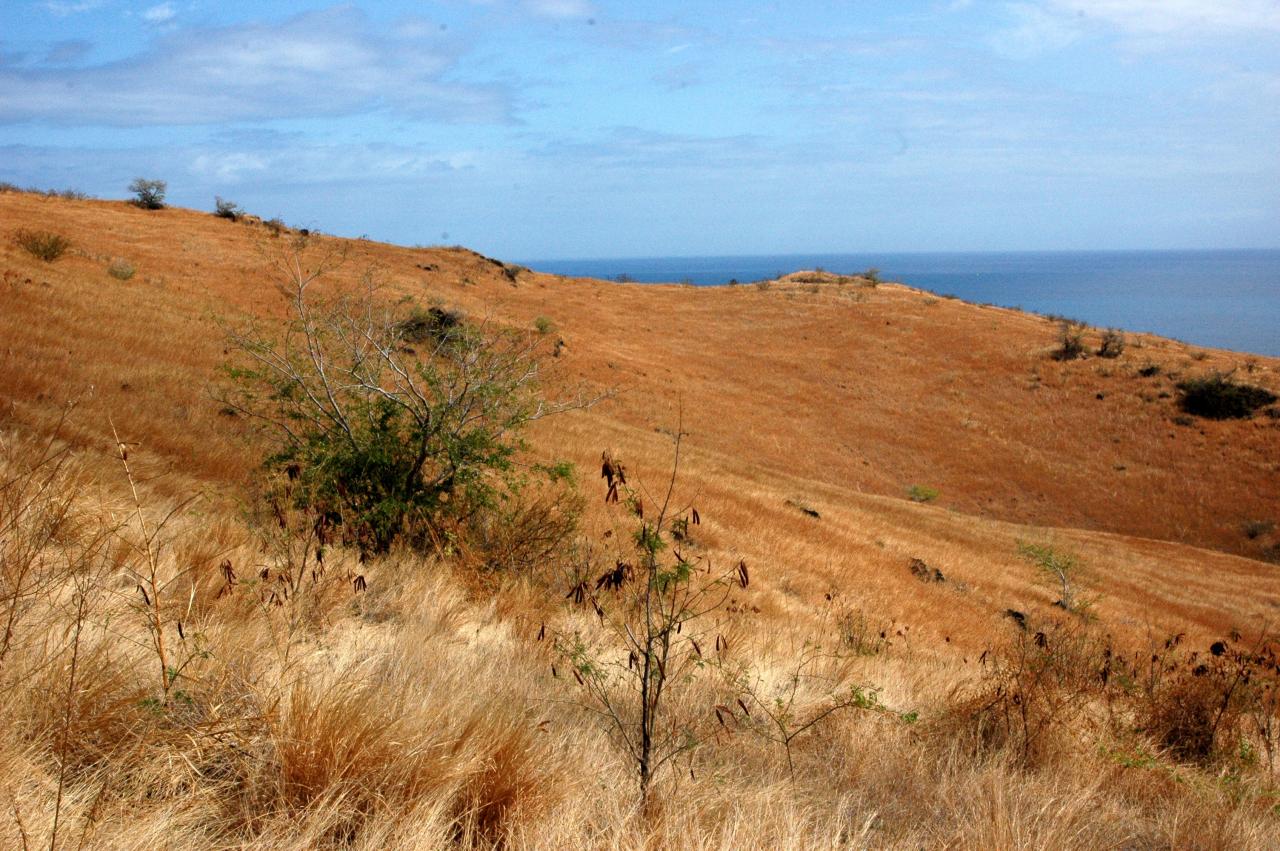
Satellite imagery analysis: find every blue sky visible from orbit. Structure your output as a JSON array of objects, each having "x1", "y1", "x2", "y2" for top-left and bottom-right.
[{"x1": 1, "y1": 1, "x2": 1277, "y2": 258}]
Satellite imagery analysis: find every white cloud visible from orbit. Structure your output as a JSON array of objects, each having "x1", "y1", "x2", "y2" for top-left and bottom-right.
[
  {"x1": 465, "y1": 0, "x2": 595, "y2": 19},
  {"x1": 142, "y1": 3, "x2": 176, "y2": 24},
  {"x1": 523, "y1": 0, "x2": 594, "y2": 18},
  {"x1": 993, "y1": 0, "x2": 1280, "y2": 57},
  {"x1": 43, "y1": 1, "x2": 105, "y2": 15},
  {"x1": 1051, "y1": 0, "x2": 1280, "y2": 35},
  {"x1": 0, "y1": 7, "x2": 511, "y2": 126},
  {"x1": 990, "y1": 3, "x2": 1083, "y2": 58}
]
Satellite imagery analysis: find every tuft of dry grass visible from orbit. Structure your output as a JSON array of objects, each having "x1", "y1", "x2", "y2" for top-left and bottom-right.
[{"x1": 0, "y1": 442, "x2": 1278, "y2": 848}]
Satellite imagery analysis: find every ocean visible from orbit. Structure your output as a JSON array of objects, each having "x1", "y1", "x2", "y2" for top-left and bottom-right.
[{"x1": 524, "y1": 250, "x2": 1280, "y2": 357}]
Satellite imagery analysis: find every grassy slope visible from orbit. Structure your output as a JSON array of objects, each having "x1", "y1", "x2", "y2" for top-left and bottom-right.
[
  {"x1": 3, "y1": 192, "x2": 1280, "y2": 847},
  {"x1": 2, "y1": 192, "x2": 1277, "y2": 647}
]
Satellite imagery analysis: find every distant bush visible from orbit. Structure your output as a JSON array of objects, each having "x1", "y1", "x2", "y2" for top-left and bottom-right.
[
  {"x1": 128, "y1": 178, "x2": 167, "y2": 210},
  {"x1": 107, "y1": 258, "x2": 136, "y2": 280},
  {"x1": 907, "y1": 484, "x2": 939, "y2": 503},
  {"x1": 0, "y1": 183, "x2": 90, "y2": 199},
  {"x1": 533, "y1": 315, "x2": 556, "y2": 335},
  {"x1": 1097, "y1": 329, "x2": 1124, "y2": 359},
  {"x1": 11, "y1": 228, "x2": 71, "y2": 261},
  {"x1": 614, "y1": 273, "x2": 635, "y2": 283},
  {"x1": 1052, "y1": 320, "x2": 1086, "y2": 361},
  {"x1": 1242, "y1": 520, "x2": 1274, "y2": 541},
  {"x1": 213, "y1": 196, "x2": 243, "y2": 221},
  {"x1": 1138, "y1": 363, "x2": 1161, "y2": 378},
  {"x1": 397, "y1": 305, "x2": 464, "y2": 346},
  {"x1": 1176, "y1": 373, "x2": 1277, "y2": 420},
  {"x1": 263, "y1": 217, "x2": 285, "y2": 236},
  {"x1": 863, "y1": 267, "x2": 882, "y2": 287}
]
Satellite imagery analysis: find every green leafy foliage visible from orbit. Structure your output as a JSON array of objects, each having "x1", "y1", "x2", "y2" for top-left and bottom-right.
[
  {"x1": 222, "y1": 252, "x2": 558, "y2": 556},
  {"x1": 907, "y1": 484, "x2": 939, "y2": 503}
]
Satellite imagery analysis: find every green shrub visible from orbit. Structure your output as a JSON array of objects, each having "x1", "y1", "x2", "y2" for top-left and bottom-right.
[
  {"x1": 11, "y1": 228, "x2": 70, "y2": 262},
  {"x1": 1017, "y1": 541, "x2": 1091, "y2": 616},
  {"x1": 1052, "y1": 320, "x2": 1086, "y2": 361},
  {"x1": 396, "y1": 305, "x2": 463, "y2": 346},
  {"x1": 222, "y1": 256, "x2": 563, "y2": 556},
  {"x1": 213, "y1": 196, "x2": 243, "y2": 220},
  {"x1": 907, "y1": 484, "x2": 939, "y2": 503},
  {"x1": 107, "y1": 258, "x2": 136, "y2": 280},
  {"x1": 129, "y1": 178, "x2": 167, "y2": 210},
  {"x1": 533, "y1": 315, "x2": 556, "y2": 335},
  {"x1": 863, "y1": 267, "x2": 882, "y2": 287},
  {"x1": 1176, "y1": 373, "x2": 1277, "y2": 420}
]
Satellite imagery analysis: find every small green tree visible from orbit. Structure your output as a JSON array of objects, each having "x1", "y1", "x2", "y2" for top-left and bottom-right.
[
  {"x1": 555, "y1": 429, "x2": 744, "y2": 803},
  {"x1": 221, "y1": 245, "x2": 585, "y2": 556},
  {"x1": 129, "y1": 178, "x2": 167, "y2": 210},
  {"x1": 1017, "y1": 541, "x2": 1093, "y2": 617}
]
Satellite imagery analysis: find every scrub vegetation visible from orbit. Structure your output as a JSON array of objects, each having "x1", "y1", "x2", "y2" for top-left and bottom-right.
[{"x1": 1, "y1": 192, "x2": 1279, "y2": 848}]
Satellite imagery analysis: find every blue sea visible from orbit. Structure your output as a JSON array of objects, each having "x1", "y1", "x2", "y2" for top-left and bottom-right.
[{"x1": 525, "y1": 250, "x2": 1280, "y2": 357}]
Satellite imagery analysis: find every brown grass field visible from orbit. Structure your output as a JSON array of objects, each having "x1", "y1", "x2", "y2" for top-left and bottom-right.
[{"x1": 2, "y1": 190, "x2": 1280, "y2": 848}]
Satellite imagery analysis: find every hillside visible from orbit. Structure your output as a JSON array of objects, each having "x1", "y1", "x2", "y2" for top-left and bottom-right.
[{"x1": 3, "y1": 191, "x2": 1280, "y2": 848}]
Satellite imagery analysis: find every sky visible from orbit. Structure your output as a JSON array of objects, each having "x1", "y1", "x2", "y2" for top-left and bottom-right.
[{"x1": 1, "y1": 0, "x2": 1278, "y2": 259}]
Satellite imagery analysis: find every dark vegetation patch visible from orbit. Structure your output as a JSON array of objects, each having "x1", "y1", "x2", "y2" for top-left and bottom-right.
[
  {"x1": 397, "y1": 305, "x2": 464, "y2": 346},
  {"x1": 908, "y1": 558, "x2": 944, "y2": 583},
  {"x1": 785, "y1": 498, "x2": 820, "y2": 519},
  {"x1": 214, "y1": 196, "x2": 244, "y2": 221},
  {"x1": 1242, "y1": 520, "x2": 1274, "y2": 541},
  {"x1": 1176, "y1": 373, "x2": 1277, "y2": 420},
  {"x1": 1051, "y1": 320, "x2": 1086, "y2": 361}
]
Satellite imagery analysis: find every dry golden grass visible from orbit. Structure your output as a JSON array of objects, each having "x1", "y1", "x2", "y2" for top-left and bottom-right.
[{"x1": 1, "y1": 193, "x2": 1279, "y2": 847}]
